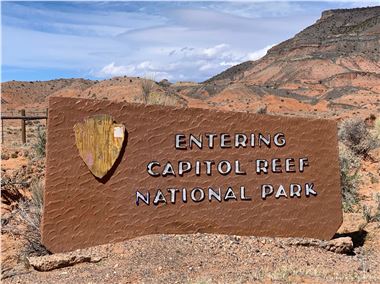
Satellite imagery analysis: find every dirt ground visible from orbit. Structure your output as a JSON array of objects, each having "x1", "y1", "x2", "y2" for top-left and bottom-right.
[{"x1": 2, "y1": 228, "x2": 380, "y2": 284}]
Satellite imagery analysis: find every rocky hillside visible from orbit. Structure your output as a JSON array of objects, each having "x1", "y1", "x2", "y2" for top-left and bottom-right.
[
  {"x1": 1, "y1": 7, "x2": 380, "y2": 120},
  {"x1": 194, "y1": 6, "x2": 380, "y2": 118},
  {"x1": 1, "y1": 79, "x2": 96, "y2": 110},
  {"x1": 207, "y1": 7, "x2": 380, "y2": 82}
]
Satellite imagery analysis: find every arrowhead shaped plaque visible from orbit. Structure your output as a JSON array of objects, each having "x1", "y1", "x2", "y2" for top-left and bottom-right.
[{"x1": 73, "y1": 115, "x2": 125, "y2": 179}]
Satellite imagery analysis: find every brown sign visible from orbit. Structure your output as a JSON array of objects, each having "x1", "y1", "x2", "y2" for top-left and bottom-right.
[{"x1": 42, "y1": 96, "x2": 342, "y2": 253}]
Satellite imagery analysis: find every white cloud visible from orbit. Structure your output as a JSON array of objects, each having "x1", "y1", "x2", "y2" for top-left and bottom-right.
[
  {"x1": 4, "y1": 1, "x2": 374, "y2": 82},
  {"x1": 202, "y1": 44, "x2": 229, "y2": 57},
  {"x1": 95, "y1": 63, "x2": 135, "y2": 77},
  {"x1": 93, "y1": 61, "x2": 173, "y2": 81},
  {"x1": 198, "y1": 62, "x2": 217, "y2": 72},
  {"x1": 94, "y1": 43, "x2": 277, "y2": 82},
  {"x1": 137, "y1": 61, "x2": 154, "y2": 70},
  {"x1": 247, "y1": 44, "x2": 276, "y2": 61},
  {"x1": 220, "y1": 61, "x2": 241, "y2": 67}
]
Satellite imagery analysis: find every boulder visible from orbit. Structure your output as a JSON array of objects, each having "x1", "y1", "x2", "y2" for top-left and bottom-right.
[
  {"x1": 326, "y1": 237, "x2": 353, "y2": 254},
  {"x1": 282, "y1": 236, "x2": 354, "y2": 254},
  {"x1": 28, "y1": 251, "x2": 103, "y2": 271}
]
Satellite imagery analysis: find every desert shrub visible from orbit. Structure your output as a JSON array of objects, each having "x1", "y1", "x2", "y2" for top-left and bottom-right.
[
  {"x1": 369, "y1": 172, "x2": 379, "y2": 184},
  {"x1": 32, "y1": 126, "x2": 46, "y2": 158},
  {"x1": 256, "y1": 105, "x2": 268, "y2": 114},
  {"x1": 29, "y1": 180, "x2": 44, "y2": 222},
  {"x1": 18, "y1": 180, "x2": 48, "y2": 256},
  {"x1": 373, "y1": 118, "x2": 380, "y2": 140},
  {"x1": 4, "y1": 180, "x2": 50, "y2": 257},
  {"x1": 141, "y1": 77, "x2": 155, "y2": 104},
  {"x1": 363, "y1": 194, "x2": 380, "y2": 223},
  {"x1": 339, "y1": 143, "x2": 361, "y2": 212},
  {"x1": 338, "y1": 119, "x2": 378, "y2": 156},
  {"x1": 22, "y1": 149, "x2": 29, "y2": 158}
]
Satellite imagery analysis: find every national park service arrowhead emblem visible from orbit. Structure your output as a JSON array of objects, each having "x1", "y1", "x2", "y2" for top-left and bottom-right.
[{"x1": 74, "y1": 115, "x2": 125, "y2": 179}]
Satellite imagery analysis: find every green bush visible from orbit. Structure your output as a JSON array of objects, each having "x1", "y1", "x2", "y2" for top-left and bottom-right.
[
  {"x1": 339, "y1": 143, "x2": 361, "y2": 212},
  {"x1": 338, "y1": 119, "x2": 378, "y2": 156}
]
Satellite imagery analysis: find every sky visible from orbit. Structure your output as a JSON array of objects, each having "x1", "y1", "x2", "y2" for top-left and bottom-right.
[{"x1": 1, "y1": 1, "x2": 379, "y2": 82}]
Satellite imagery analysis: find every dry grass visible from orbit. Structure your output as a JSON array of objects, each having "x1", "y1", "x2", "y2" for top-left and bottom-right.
[
  {"x1": 373, "y1": 118, "x2": 380, "y2": 140},
  {"x1": 141, "y1": 77, "x2": 155, "y2": 104},
  {"x1": 32, "y1": 126, "x2": 46, "y2": 158},
  {"x1": 339, "y1": 143, "x2": 361, "y2": 212},
  {"x1": 146, "y1": 92, "x2": 182, "y2": 107},
  {"x1": 363, "y1": 194, "x2": 380, "y2": 223},
  {"x1": 3, "y1": 180, "x2": 50, "y2": 257}
]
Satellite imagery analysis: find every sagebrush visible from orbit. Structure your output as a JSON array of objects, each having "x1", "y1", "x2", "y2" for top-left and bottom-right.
[
  {"x1": 339, "y1": 143, "x2": 361, "y2": 212},
  {"x1": 32, "y1": 126, "x2": 46, "y2": 158},
  {"x1": 338, "y1": 119, "x2": 378, "y2": 156},
  {"x1": 141, "y1": 77, "x2": 155, "y2": 104},
  {"x1": 373, "y1": 118, "x2": 380, "y2": 140},
  {"x1": 363, "y1": 194, "x2": 380, "y2": 223}
]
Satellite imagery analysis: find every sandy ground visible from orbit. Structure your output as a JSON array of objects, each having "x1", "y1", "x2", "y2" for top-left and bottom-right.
[{"x1": 3, "y1": 228, "x2": 380, "y2": 284}]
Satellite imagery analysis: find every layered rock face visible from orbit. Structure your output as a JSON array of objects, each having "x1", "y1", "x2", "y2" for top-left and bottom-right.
[
  {"x1": 195, "y1": 7, "x2": 380, "y2": 118},
  {"x1": 209, "y1": 7, "x2": 380, "y2": 84},
  {"x1": 269, "y1": 7, "x2": 380, "y2": 58}
]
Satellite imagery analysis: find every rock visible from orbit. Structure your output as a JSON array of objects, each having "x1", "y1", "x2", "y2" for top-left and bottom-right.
[
  {"x1": 327, "y1": 237, "x2": 353, "y2": 254},
  {"x1": 282, "y1": 237, "x2": 353, "y2": 254},
  {"x1": 28, "y1": 251, "x2": 104, "y2": 271}
]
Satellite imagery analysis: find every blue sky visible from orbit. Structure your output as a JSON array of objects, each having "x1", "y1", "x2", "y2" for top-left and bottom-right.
[{"x1": 2, "y1": 1, "x2": 379, "y2": 82}]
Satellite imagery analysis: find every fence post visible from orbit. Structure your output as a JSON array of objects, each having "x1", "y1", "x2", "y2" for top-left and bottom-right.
[{"x1": 21, "y1": 109, "x2": 26, "y2": 144}]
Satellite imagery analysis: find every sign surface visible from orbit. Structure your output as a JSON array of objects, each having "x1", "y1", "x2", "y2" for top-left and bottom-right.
[{"x1": 42, "y1": 97, "x2": 342, "y2": 253}]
